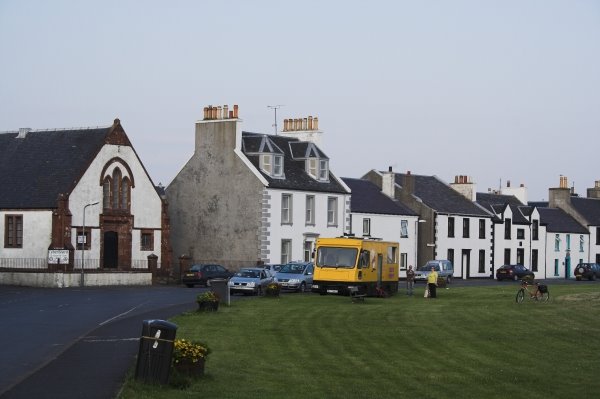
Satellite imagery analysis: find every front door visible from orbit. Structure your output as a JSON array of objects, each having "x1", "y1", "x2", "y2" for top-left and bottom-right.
[
  {"x1": 104, "y1": 231, "x2": 118, "y2": 268},
  {"x1": 565, "y1": 256, "x2": 571, "y2": 279},
  {"x1": 462, "y1": 249, "x2": 471, "y2": 279}
]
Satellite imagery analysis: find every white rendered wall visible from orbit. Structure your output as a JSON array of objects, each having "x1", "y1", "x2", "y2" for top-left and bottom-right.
[
  {"x1": 267, "y1": 189, "x2": 349, "y2": 264},
  {"x1": 435, "y1": 214, "x2": 493, "y2": 279},
  {"x1": 544, "y1": 232, "x2": 589, "y2": 279},
  {"x1": 0, "y1": 210, "x2": 52, "y2": 261}
]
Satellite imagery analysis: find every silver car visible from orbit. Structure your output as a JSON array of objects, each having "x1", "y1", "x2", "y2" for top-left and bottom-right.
[
  {"x1": 414, "y1": 260, "x2": 454, "y2": 283},
  {"x1": 228, "y1": 268, "x2": 273, "y2": 296},
  {"x1": 274, "y1": 262, "x2": 314, "y2": 292}
]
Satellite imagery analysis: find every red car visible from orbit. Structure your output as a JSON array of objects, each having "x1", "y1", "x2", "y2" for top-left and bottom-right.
[{"x1": 496, "y1": 264, "x2": 535, "y2": 281}]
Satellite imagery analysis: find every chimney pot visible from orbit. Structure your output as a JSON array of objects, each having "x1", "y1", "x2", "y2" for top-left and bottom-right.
[
  {"x1": 217, "y1": 106, "x2": 222, "y2": 119},
  {"x1": 596, "y1": 180, "x2": 600, "y2": 189},
  {"x1": 388, "y1": 166, "x2": 393, "y2": 172},
  {"x1": 308, "y1": 116, "x2": 313, "y2": 130},
  {"x1": 314, "y1": 117, "x2": 318, "y2": 130},
  {"x1": 203, "y1": 107, "x2": 209, "y2": 119},
  {"x1": 507, "y1": 180, "x2": 511, "y2": 188},
  {"x1": 223, "y1": 105, "x2": 229, "y2": 118},
  {"x1": 233, "y1": 104, "x2": 239, "y2": 118},
  {"x1": 407, "y1": 170, "x2": 411, "y2": 176}
]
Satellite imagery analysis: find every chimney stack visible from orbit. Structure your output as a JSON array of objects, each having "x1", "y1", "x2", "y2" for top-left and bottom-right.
[
  {"x1": 450, "y1": 174, "x2": 476, "y2": 201},
  {"x1": 203, "y1": 104, "x2": 239, "y2": 120},
  {"x1": 280, "y1": 114, "x2": 323, "y2": 145},
  {"x1": 587, "y1": 180, "x2": 600, "y2": 199},
  {"x1": 381, "y1": 166, "x2": 396, "y2": 199}
]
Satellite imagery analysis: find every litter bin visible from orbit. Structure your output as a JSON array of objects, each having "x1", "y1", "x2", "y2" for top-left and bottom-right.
[
  {"x1": 134, "y1": 319, "x2": 177, "y2": 385},
  {"x1": 210, "y1": 278, "x2": 230, "y2": 306}
]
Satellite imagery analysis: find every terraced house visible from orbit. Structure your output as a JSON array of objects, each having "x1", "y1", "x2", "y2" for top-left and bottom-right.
[
  {"x1": 0, "y1": 119, "x2": 169, "y2": 287},
  {"x1": 166, "y1": 105, "x2": 350, "y2": 271}
]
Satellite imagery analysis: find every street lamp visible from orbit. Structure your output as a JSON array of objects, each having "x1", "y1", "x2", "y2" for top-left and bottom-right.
[{"x1": 80, "y1": 201, "x2": 99, "y2": 287}]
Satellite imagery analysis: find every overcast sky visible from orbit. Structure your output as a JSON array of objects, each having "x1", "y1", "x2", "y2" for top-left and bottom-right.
[{"x1": 1, "y1": 0, "x2": 598, "y2": 201}]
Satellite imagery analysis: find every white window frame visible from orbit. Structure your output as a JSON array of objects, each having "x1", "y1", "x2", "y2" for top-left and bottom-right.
[
  {"x1": 319, "y1": 159, "x2": 329, "y2": 181},
  {"x1": 305, "y1": 195, "x2": 315, "y2": 225},
  {"x1": 363, "y1": 218, "x2": 371, "y2": 236},
  {"x1": 273, "y1": 155, "x2": 283, "y2": 177},
  {"x1": 327, "y1": 197, "x2": 338, "y2": 226},
  {"x1": 281, "y1": 239, "x2": 292, "y2": 264},
  {"x1": 555, "y1": 234, "x2": 560, "y2": 251},
  {"x1": 281, "y1": 193, "x2": 292, "y2": 225},
  {"x1": 307, "y1": 158, "x2": 317, "y2": 178},
  {"x1": 261, "y1": 154, "x2": 272, "y2": 174},
  {"x1": 400, "y1": 220, "x2": 408, "y2": 238},
  {"x1": 580, "y1": 235, "x2": 584, "y2": 252}
]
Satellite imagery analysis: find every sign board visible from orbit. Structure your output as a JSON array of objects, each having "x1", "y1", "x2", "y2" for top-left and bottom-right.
[{"x1": 48, "y1": 250, "x2": 70, "y2": 265}]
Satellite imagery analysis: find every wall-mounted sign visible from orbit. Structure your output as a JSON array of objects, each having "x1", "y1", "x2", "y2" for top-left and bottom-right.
[{"x1": 48, "y1": 250, "x2": 69, "y2": 264}]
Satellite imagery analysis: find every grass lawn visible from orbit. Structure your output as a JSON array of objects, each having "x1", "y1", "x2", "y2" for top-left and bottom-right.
[{"x1": 119, "y1": 283, "x2": 600, "y2": 399}]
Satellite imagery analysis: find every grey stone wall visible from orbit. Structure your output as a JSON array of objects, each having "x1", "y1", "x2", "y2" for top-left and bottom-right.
[{"x1": 166, "y1": 120, "x2": 263, "y2": 272}]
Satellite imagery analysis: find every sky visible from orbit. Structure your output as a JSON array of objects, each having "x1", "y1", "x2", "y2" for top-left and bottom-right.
[{"x1": 1, "y1": 0, "x2": 599, "y2": 201}]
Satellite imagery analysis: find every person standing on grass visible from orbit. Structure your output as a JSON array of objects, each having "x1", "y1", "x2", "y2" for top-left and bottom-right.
[
  {"x1": 427, "y1": 266, "x2": 438, "y2": 299},
  {"x1": 406, "y1": 265, "x2": 415, "y2": 296}
]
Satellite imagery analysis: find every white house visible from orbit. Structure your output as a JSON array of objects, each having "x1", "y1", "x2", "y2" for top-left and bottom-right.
[
  {"x1": 166, "y1": 105, "x2": 350, "y2": 270},
  {"x1": 0, "y1": 119, "x2": 169, "y2": 286}
]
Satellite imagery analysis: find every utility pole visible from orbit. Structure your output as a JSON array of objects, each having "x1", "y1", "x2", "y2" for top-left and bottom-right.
[{"x1": 267, "y1": 105, "x2": 284, "y2": 135}]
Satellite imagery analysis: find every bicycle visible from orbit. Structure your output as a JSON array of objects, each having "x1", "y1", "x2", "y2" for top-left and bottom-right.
[{"x1": 516, "y1": 280, "x2": 549, "y2": 303}]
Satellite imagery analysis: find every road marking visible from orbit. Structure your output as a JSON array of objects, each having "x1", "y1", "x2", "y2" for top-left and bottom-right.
[{"x1": 98, "y1": 303, "x2": 147, "y2": 326}]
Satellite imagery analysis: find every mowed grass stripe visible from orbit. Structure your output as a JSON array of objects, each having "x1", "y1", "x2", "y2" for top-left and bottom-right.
[{"x1": 120, "y1": 284, "x2": 600, "y2": 399}]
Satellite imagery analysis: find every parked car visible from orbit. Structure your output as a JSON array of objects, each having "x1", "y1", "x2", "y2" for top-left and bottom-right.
[
  {"x1": 574, "y1": 263, "x2": 600, "y2": 281},
  {"x1": 228, "y1": 267, "x2": 273, "y2": 295},
  {"x1": 414, "y1": 260, "x2": 454, "y2": 283},
  {"x1": 261, "y1": 264, "x2": 282, "y2": 278},
  {"x1": 274, "y1": 262, "x2": 314, "y2": 292},
  {"x1": 182, "y1": 264, "x2": 233, "y2": 288},
  {"x1": 496, "y1": 264, "x2": 534, "y2": 281}
]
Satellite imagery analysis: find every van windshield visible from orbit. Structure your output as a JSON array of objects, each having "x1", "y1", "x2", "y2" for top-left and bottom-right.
[
  {"x1": 417, "y1": 263, "x2": 440, "y2": 271},
  {"x1": 316, "y1": 247, "x2": 358, "y2": 268}
]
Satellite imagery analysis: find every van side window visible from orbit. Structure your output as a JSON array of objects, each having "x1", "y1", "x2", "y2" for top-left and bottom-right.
[{"x1": 359, "y1": 250, "x2": 370, "y2": 268}]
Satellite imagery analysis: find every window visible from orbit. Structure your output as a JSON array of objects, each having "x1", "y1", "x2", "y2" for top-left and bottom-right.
[
  {"x1": 555, "y1": 234, "x2": 560, "y2": 251},
  {"x1": 103, "y1": 166, "x2": 130, "y2": 212},
  {"x1": 517, "y1": 248, "x2": 524, "y2": 265},
  {"x1": 580, "y1": 235, "x2": 584, "y2": 252},
  {"x1": 273, "y1": 155, "x2": 283, "y2": 177},
  {"x1": 504, "y1": 248, "x2": 511, "y2": 265},
  {"x1": 400, "y1": 252, "x2": 407, "y2": 269},
  {"x1": 505, "y1": 218, "x2": 512, "y2": 239},
  {"x1": 400, "y1": 220, "x2": 408, "y2": 238},
  {"x1": 448, "y1": 217, "x2": 455, "y2": 238},
  {"x1": 479, "y1": 219, "x2": 486, "y2": 239},
  {"x1": 447, "y1": 249, "x2": 454, "y2": 266},
  {"x1": 532, "y1": 220, "x2": 539, "y2": 241},
  {"x1": 597, "y1": 227, "x2": 600, "y2": 245},
  {"x1": 281, "y1": 239, "x2": 292, "y2": 264},
  {"x1": 566, "y1": 234, "x2": 571, "y2": 250},
  {"x1": 554, "y1": 259, "x2": 559, "y2": 276},
  {"x1": 517, "y1": 229, "x2": 525, "y2": 240},
  {"x1": 304, "y1": 241, "x2": 313, "y2": 262},
  {"x1": 281, "y1": 194, "x2": 292, "y2": 224},
  {"x1": 305, "y1": 195, "x2": 315, "y2": 225},
  {"x1": 76, "y1": 228, "x2": 91, "y2": 250},
  {"x1": 319, "y1": 159, "x2": 329, "y2": 180},
  {"x1": 4, "y1": 215, "x2": 23, "y2": 248},
  {"x1": 363, "y1": 218, "x2": 371, "y2": 236},
  {"x1": 463, "y1": 218, "x2": 470, "y2": 238},
  {"x1": 387, "y1": 246, "x2": 398, "y2": 263},
  {"x1": 532, "y1": 249, "x2": 539, "y2": 272},
  {"x1": 327, "y1": 197, "x2": 338, "y2": 226},
  {"x1": 478, "y1": 250, "x2": 485, "y2": 273},
  {"x1": 307, "y1": 158, "x2": 317, "y2": 178},
  {"x1": 141, "y1": 230, "x2": 154, "y2": 251},
  {"x1": 261, "y1": 155, "x2": 272, "y2": 174}
]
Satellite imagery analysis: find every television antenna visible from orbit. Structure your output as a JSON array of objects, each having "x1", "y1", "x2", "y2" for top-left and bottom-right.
[{"x1": 267, "y1": 105, "x2": 284, "y2": 135}]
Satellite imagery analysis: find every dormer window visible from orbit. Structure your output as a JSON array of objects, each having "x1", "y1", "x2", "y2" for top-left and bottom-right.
[
  {"x1": 306, "y1": 158, "x2": 329, "y2": 181},
  {"x1": 260, "y1": 154, "x2": 284, "y2": 178}
]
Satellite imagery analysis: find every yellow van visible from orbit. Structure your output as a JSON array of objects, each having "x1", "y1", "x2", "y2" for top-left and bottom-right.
[{"x1": 311, "y1": 236, "x2": 399, "y2": 296}]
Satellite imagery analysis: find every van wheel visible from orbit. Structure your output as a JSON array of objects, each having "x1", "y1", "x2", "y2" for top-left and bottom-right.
[
  {"x1": 446, "y1": 276, "x2": 452, "y2": 284},
  {"x1": 298, "y1": 282, "x2": 306, "y2": 293},
  {"x1": 513, "y1": 274, "x2": 518, "y2": 281}
]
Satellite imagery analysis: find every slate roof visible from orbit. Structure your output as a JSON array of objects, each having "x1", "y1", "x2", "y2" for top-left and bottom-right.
[
  {"x1": 392, "y1": 173, "x2": 490, "y2": 217},
  {"x1": 570, "y1": 197, "x2": 600, "y2": 226},
  {"x1": 0, "y1": 127, "x2": 110, "y2": 209},
  {"x1": 341, "y1": 178, "x2": 417, "y2": 216},
  {"x1": 241, "y1": 132, "x2": 347, "y2": 194},
  {"x1": 537, "y1": 207, "x2": 588, "y2": 233},
  {"x1": 476, "y1": 192, "x2": 529, "y2": 224}
]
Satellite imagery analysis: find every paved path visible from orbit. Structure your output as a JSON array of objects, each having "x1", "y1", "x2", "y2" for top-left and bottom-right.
[{"x1": 0, "y1": 285, "x2": 202, "y2": 398}]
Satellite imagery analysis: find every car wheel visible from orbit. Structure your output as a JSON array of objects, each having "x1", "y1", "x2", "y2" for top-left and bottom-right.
[
  {"x1": 591, "y1": 274, "x2": 597, "y2": 281},
  {"x1": 206, "y1": 279, "x2": 212, "y2": 287},
  {"x1": 298, "y1": 282, "x2": 306, "y2": 293},
  {"x1": 446, "y1": 275, "x2": 452, "y2": 284},
  {"x1": 513, "y1": 274, "x2": 518, "y2": 281},
  {"x1": 185, "y1": 284, "x2": 194, "y2": 288}
]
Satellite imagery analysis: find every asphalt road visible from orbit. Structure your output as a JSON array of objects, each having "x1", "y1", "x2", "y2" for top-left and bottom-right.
[{"x1": 0, "y1": 285, "x2": 203, "y2": 399}]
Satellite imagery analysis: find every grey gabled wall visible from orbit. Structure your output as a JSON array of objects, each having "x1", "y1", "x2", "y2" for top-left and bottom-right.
[{"x1": 166, "y1": 119, "x2": 263, "y2": 271}]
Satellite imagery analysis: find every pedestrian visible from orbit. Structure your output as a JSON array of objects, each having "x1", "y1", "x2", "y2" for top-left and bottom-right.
[
  {"x1": 406, "y1": 265, "x2": 415, "y2": 296},
  {"x1": 427, "y1": 266, "x2": 438, "y2": 299}
]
